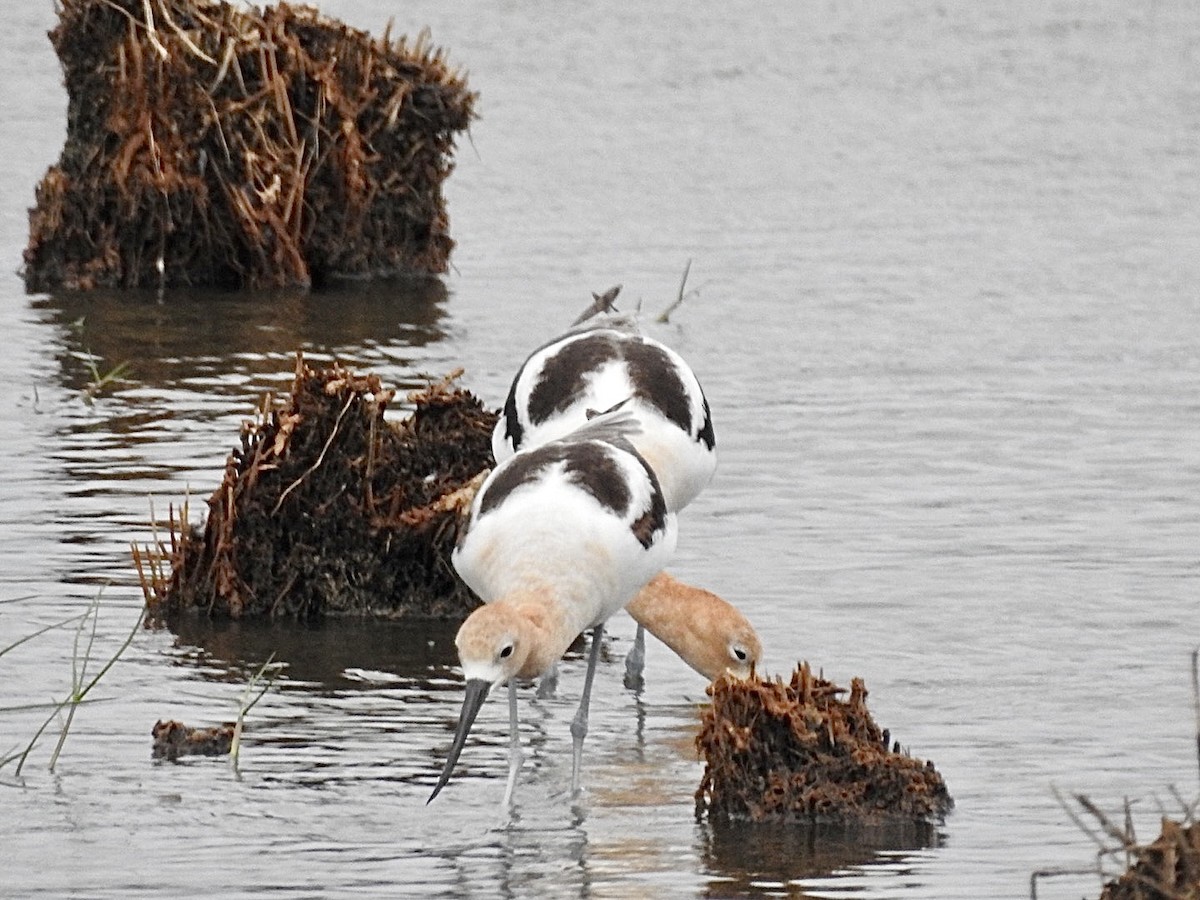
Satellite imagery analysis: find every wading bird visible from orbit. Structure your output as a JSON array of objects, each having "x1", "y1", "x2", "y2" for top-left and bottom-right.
[
  {"x1": 428, "y1": 412, "x2": 676, "y2": 805},
  {"x1": 491, "y1": 309, "x2": 759, "y2": 687}
]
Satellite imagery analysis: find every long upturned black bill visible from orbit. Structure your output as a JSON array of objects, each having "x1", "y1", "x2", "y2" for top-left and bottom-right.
[{"x1": 428, "y1": 678, "x2": 491, "y2": 803}]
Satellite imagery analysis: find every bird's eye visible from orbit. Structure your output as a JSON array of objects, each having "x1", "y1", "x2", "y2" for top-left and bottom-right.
[
  {"x1": 733, "y1": 647, "x2": 748, "y2": 662},
  {"x1": 499, "y1": 644, "x2": 514, "y2": 659}
]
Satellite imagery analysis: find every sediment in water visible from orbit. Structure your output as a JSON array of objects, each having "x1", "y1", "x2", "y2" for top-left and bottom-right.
[
  {"x1": 695, "y1": 662, "x2": 953, "y2": 825},
  {"x1": 142, "y1": 354, "x2": 495, "y2": 621},
  {"x1": 24, "y1": 0, "x2": 476, "y2": 291}
]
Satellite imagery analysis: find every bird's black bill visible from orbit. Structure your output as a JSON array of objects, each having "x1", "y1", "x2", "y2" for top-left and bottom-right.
[{"x1": 427, "y1": 678, "x2": 491, "y2": 803}]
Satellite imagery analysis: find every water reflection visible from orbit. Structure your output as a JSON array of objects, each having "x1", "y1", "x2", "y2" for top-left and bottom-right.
[
  {"x1": 32, "y1": 276, "x2": 450, "y2": 396},
  {"x1": 698, "y1": 820, "x2": 943, "y2": 898},
  {"x1": 28, "y1": 278, "x2": 458, "y2": 589},
  {"x1": 165, "y1": 615, "x2": 462, "y2": 686}
]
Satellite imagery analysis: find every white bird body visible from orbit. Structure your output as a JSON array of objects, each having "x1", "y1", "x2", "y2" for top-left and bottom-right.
[
  {"x1": 487, "y1": 314, "x2": 765, "y2": 691},
  {"x1": 429, "y1": 415, "x2": 677, "y2": 803},
  {"x1": 454, "y1": 443, "x2": 673, "y2": 636},
  {"x1": 492, "y1": 323, "x2": 716, "y2": 514}
]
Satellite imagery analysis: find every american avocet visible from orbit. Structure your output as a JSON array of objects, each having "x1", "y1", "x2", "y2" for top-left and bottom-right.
[
  {"x1": 428, "y1": 412, "x2": 677, "y2": 804},
  {"x1": 623, "y1": 572, "x2": 761, "y2": 682},
  {"x1": 492, "y1": 314, "x2": 715, "y2": 514},
  {"x1": 491, "y1": 308, "x2": 759, "y2": 687}
]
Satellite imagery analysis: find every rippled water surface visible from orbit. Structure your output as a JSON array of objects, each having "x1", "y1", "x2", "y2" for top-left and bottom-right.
[{"x1": 2, "y1": 2, "x2": 1198, "y2": 898}]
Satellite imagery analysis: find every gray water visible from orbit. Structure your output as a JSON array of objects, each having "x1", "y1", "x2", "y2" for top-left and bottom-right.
[{"x1": 2, "y1": 1, "x2": 1198, "y2": 897}]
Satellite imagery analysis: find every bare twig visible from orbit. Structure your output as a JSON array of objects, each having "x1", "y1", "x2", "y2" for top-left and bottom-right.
[
  {"x1": 656, "y1": 258, "x2": 698, "y2": 324},
  {"x1": 1192, "y1": 645, "x2": 1199, "y2": 789},
  {"x1": 1029, "y1": 866, "x2": 1099, "y2": 899},
  {"x1": 571, "y1": 285, "x2": 621, "y2": 326}
]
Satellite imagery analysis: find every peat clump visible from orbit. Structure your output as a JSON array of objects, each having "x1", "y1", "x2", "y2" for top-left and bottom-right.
[
  {"x1": 25, "y1": 0, "x2": 476, "y2": 291},
  {"x1": 150, "y1": 355, "x2": 495, "y2": 620},
  {"x1": 151, "y1": 719, "x2": 235, "y2": 760},
  {"x1": 695, "y1": 663, "x2": 953, "y2": 825},
  {"x1": 1099, "y1": 817, "x2": 1200, "y2": 900}
]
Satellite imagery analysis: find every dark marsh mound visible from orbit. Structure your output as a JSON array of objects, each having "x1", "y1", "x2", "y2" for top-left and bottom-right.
[
  {"x1": 1099, "y1": 816, "x2": 1200, "y2": 900},
  {"x1": 695, "y1": 663, "x2": 953, "y2": 826},
  {"x1": 25, "y1": 0, "x2": 476, "y2": 291},
  {"x1": 141, "y1": 355, "x2": 496, "y2": 621}
]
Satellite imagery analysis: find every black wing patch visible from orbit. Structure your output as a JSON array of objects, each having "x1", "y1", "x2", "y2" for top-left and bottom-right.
[
  {"x1": 526, "y1": 333, "x2": 619, "y2": 427},
  {"x1": 697, "y1": 395, "x2": 715, "y2": 450},
  {"x1": 622, "y1": 339, "x2": 694, "y2": 436},
  {"x1": 475, "y1": 440, "x2": 667, "y2": 549}
]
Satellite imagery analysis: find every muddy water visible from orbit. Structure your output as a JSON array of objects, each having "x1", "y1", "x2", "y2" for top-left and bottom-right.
[{"x1": 2, "y1": 2, "x2": 1198, "y2": 897}]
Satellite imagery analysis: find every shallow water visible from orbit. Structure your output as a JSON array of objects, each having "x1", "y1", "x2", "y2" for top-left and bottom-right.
[{"x1": 2, "y1": 1, "x2": 1198, "y2": 897}]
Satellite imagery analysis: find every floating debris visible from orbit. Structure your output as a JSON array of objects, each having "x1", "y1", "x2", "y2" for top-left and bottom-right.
[
  {"x1": 151, "y1": 719, "x2": 235, "y2": 760},
  {"x1": 695, "y1": 662, "x2": 953, "y2": 825},
  {"x1": 25, "y1": 0, "x2": 476, "y2": 291},
  {"x1": 143, "y1": 354, "x2": 495, "y2": 620}
]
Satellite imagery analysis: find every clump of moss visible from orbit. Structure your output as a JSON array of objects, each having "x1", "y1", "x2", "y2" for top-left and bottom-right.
[{"x1": 695, "y1": 662, "x2": 953, "y2": 825}]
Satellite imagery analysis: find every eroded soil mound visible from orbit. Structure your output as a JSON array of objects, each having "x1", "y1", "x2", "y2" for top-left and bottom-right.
[
  {"x1": 695, "y1": 663, "x2": 953, "y2": 825},
  {"x1": 25, "y1": 0, "x2": 475, "y2": 291},
  {"x1": 155, "y1": 355, "x2": 495, "y2": 620}
]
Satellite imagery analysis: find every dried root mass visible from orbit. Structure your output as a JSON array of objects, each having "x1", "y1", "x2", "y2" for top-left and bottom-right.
[
  {"x1": 1100, "y1": 817, "x2": 1200, "y2": 900},
  {"x1": 151, "y1": 355, "x2": 496, "y2": 621},
  {"x1": 695, "y1": 663, "x2": 953, "y2": 825},
  {"x1": 25, "y1": 0, "x2": 476, "y2": 291}
]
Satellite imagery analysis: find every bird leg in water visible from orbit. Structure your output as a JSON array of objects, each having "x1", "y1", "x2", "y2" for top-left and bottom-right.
[
  {"x1": 570, "y1": 624, "x2": 605, "y2": 794},
  {"x1": 535, "y1": 662, "x2": 558, "y2": 699},
  {"x1": 502, "y1": 679, "x2": 523, "y2": 808},
  {"x1": 622, "y1": 623, "x2": 646, "y2": 692}
]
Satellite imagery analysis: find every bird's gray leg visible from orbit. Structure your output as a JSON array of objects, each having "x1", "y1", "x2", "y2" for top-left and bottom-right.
[
  {"x1": 501, "y1": 679, "x2": 523, "y2": 808},
  {"x1": 570, "y1": 624, "x2": 605, "y2": 795},
  {"x1": 622, "y1": 623, "x2": 646, "y2": 692}
]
